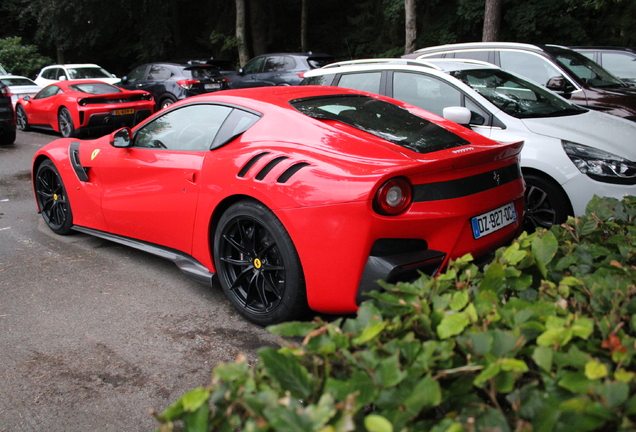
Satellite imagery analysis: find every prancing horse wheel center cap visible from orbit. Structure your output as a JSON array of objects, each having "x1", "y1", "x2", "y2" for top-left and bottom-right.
[{"x1": 253, "y1": 258, "x2": 262, "y2": 269}]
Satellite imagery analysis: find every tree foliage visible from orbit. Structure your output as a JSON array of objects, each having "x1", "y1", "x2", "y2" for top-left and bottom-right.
[{"x1": 0, "y1": 37, "x2": 51, "y2": 77}]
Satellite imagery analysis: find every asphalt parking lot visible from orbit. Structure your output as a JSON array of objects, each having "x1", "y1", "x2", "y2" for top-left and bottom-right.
[{"x1": 0, "y1": 130, "x2": 282, "y2": 431}]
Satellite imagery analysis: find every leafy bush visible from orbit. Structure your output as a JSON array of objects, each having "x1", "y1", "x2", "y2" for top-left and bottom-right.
[
  {"x1": 154, "y1": 195, "x2": 636, "y2": 432},
  {"x1": 0, "y1": 37, "x2": 52, "y2": 78}
]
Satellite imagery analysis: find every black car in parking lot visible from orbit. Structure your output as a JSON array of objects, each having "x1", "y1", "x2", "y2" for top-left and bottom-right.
[
  {"x1": 119, "y1": 61, "x2": 230, "y2": 110},
  {"x1": 231, "y1": 52, "x2": 334, "y2": 88},
  {"x1": 0, "y1": 82, "x2": 16, "y2": 145},
  {"x1": 571, "y1": 46, "x2": 636, "y2": 84}
]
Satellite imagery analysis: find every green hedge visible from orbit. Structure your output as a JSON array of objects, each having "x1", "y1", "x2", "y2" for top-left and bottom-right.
[{"x1": 154, "y1": 195, "x2": 636, "y2": 432}]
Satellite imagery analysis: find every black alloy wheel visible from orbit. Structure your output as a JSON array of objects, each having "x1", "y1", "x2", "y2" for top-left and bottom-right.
[
  {"x1": 35, "y1": 159, "x2": 73, "y2": 235},
  {"x1": 16, "y1": 105, "x2": 30, "y2": 131},
  {"x1": 214, "y1": 200, "x2": 307, "y2": 326},
  {"x1": 58, "y1": 107, "x2": 76, "y2": 138},
  {"x1": 523, "y1": 173, "x2": 572, "y2": 232}
]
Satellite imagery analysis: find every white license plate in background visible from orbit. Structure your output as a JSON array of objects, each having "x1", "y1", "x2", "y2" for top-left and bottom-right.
[
  {"x1": 471, "y1": 202, "x2": 517, "y2": 239},
  {"x1": 204, "y1": 83, "x2": 220, "y2": 90}
]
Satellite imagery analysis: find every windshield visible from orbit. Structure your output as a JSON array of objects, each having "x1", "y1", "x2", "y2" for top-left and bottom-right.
[
  {"x1": 449, "y1": 69, "x2": 587, "y2": 118},
  {"x1": 183, "y1": 66, "x2": 222, "y2": 79},
  {"x1": 67, "y1": 67, "x2": 113, "y2": 79},
  {"x1": 69, "y1": 82, "x2": 121, "y2": 94},
  {"x1": 291, "y1": 95, "x2": 469, "y2": 154},
  {"x1": 547, "y1": 47, "x2": 627, "y2": 89}
]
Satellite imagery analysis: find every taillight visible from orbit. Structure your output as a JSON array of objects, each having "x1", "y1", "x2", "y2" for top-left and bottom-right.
[
  {"x1": 176, "y1": 79, "x2": 200, "y2": 90},
  {"x1": 1, "y1": 87, "x2": 12, "y2": 98},
  {"x1": 141, "y1": 93, "x2": 153, "y2": 101},
  {"x1": 297, "y1": 71, "x2": 306, "y2": 78},
  {"x1": 78, "y1": 98, "x2": 87, "y2": 106},
  {"x1": 373, "y1": 177, "x2": 412, "y2": 215}
]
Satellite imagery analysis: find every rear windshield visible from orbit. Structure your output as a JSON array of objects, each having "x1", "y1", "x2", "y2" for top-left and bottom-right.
[
  {"x1": 183, "y1": 66, "x2": 222, "y2": 79},
  {"x1": 67, "y1": 67, "x2": 113, "y2": 79},
  {"x1": 308, "y1": 57, "x2": 335, "y2": 69},
  {"x1": 69, "y1": 83, "x2": 121, "y2": 94},
  {"x1": 290, "y1": 95, "x2": 469, "y2": 154},
  {"x1": 0, "y1": 77, "x2": 37, "y2": 86}
]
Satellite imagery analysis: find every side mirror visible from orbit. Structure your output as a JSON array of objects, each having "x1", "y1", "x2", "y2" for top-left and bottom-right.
[
  {"x1": 59, "y1": 75, "x2": 67, "y2": 81},
  {"x1": 238, "y1": 68, "x2": 245, "y2": 75},
  {"x1": 443, "y1": 106, "x2": 472, "y2": 126},
  {"x1": 546, "y1": 76, "x2": 568, "y2": 91},
  {"x1": 121, "y1": 76, "x2": 129, "y2": 84},
  {"x1": 23, "y1": 95, "x2": 31, "y2": 102},
  {"x1": 109, "y1": 127, "x2": 133, "y2": 148}
]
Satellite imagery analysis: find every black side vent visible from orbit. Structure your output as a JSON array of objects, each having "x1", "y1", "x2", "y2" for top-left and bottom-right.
[
  {"x1": 238, "y1": 152, "x2": 270, "y2": 178},
  {"x1": 277, "y1": 162, "x2": 311, "y2": 183},
  {"x1": 255, "y1": 156, "x2": 289, "y2": 181},
  {"x1": 69, "y1": 141, "x2": 89, "y2": 182}
]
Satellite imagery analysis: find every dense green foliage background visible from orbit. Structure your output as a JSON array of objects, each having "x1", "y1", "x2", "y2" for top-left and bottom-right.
[{"x1": 1, "y1": 0, "x2": 635, "y2": 77}]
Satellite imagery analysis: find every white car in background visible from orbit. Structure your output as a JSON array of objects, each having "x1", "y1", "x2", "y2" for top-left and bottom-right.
[
  {"x1": 34, "y1": 64, "x2": 119, "y2": 87},
  {"x1": 302, "y1": 58, "x2": 636, "y2": 230},
  {"x1": 0, "y1": 75, "x2": 41, "y2": 106}
]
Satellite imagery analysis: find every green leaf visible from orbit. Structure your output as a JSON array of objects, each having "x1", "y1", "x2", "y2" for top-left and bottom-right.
[
  {"x1": 532, "y1": 231, "x2": 558, "y2": 277},
  {"x1": 437, "y1": 312, "x2": 470, "y2": 339},
  {"x1": 597, "y1": 381, "x2": 629, "y2": 408},
  {"x1": 559, "y1": 372, "x2": 593, "y2": 394},
  {"x1": 450, "y1": 290, "x2": 469, "y2": 312},
  {"x1": 267, "y1": 321, "x2": 320, "y2": 337},
  {"x1": 584, "y1": 361, "x2": 608, "y2": 380},
  {"x1": 375, "y1": 354, "x2": 406, "y2": 388},
  {"x1": 364, "y1": 414, "x2": 393, "y2": 432},
  {"x1": 474, "y1": 363, "x2": 501, "y2": 388},
  {"x1": 259, "y1": 347, "x2": 313, "y2": 400},
  {"x1": 537, "y1": 328, "x2": 573, "y2": 348},
  {"x1": 500, "y1": 358, "x2": 529, "y2": 373},
  {"x1": 405, "y1": 376, "x2": 442, "y2": 413},
  {"x1": 183, "y1": 402, "x2": 210, "y2": 432},
  {"x1": 470, "y1": 331, "x2": 494, "y2": 356},
  {"x1": 503, "y1": 241, "x2": 527, "y2": 265},
  {"x1": 353, "y1": 321, "x2": 387, "y2": 345},
  {"x1": 532, "y1": 346, "x2": 553, "y2": 372},
  {"x1": 181, "y1": 387, "x2": 211, "y2": 412},
  {"x1": 571, "y1": 317, "x2": 594, "y2": 340}
]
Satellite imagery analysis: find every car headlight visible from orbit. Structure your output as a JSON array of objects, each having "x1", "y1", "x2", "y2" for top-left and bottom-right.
[{"x1": 562, "y1": 140, "x2": 636, "y2": 185}]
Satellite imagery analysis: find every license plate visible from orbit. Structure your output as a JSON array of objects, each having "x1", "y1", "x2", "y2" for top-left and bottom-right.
[
  {"x1": 204, "y1": 83, "x2": 220, "y2": 90},
  {"x1": 471, "y1": 202, "x2": 517, "y2": 239},
  {"x1": 113, "y1": 108, "x2": 134, "y2": 116}
]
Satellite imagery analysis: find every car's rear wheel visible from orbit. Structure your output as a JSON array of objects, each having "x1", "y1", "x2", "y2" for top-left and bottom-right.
[
  {"x1": 160, "y1": 98, "x2": 175, "y2": 110},
  {"x1": 58, "y1": 107, "x2": 76, "y2": 138},
  {"x1": 35, "y1": 159, "x2": 73, "y2": 235},
  {"x1": 214, "y1": 200, "x2": 308, "y2": 326},
  {"x1": 0, "y1": 129, "x2": 15, "y2": 145},
  {"x1": 523, "y1": 173, "x2": 572, "y2": 232},
  {"x1": 16, "y1": 105, "x2": 30, "y2": 131}
]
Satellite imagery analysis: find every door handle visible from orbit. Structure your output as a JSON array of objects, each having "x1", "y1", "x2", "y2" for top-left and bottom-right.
[{"x1": 185, "y1": 172, "x2": 196, "y2": 184}]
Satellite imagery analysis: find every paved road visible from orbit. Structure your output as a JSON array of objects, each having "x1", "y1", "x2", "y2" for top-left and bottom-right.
[{"x1": 0, "y1": 131, "x2": 281, "y2": 431}]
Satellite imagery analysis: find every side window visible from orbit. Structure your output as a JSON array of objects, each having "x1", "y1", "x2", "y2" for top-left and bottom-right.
[
  {"x1": 264, "y1": 56, "x2": 285, "y2": 72},
  {"x1": 454, "y1": 50, "x2": 491, "y2": 62},
  {"x1": 601, "y1": 52, "x2": 636, "y2": 81},
  {"x1": 464, "y1": 98, "x2": 488, "y2": 126},
  {"x1": 127, "y1": 66, "x2": 148, "y2": 81},
  {"x1": 148, "y1": 66, "x2": 171, "y2": 80},
  {"x1": 579, "y1": 52, "x2": 595, "y2": 61},
  {"x1": 499, "y1": 51, "x2": 562, "y2": 86},
  {"x1": 243, "y1": 57, "x2": 264, "y2": 74},
  {"x1": 134, "y1": 104, "x2": 233, "y2": 151},
  {"x1": 42, "y1": 69, "x2": 54, "y2": 79},
  {"x1": 392, "y1": 72, "x2": 461, "y2": 117},
  {"x1": 283, "y1": 56, "x2": 296, "y2": 70},
  {"x1": 35, "y1": 85, "x2": 61, "y2": 99},
  {"x1": 212, "y1": 109, "x2": 261, "y2": 149},
  {"x1": 336, "y1": 72, "x2": 382, "y2": 93}
]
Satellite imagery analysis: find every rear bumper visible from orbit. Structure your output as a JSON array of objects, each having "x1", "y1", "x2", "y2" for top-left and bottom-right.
[{"x1": 82, "y1": 109, "x2": 152, "y2": 136}]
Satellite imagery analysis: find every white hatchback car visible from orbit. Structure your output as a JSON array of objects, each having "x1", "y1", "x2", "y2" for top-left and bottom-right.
[
  {"x1": 302, "y1": 59, "x2": 636, "y2": 230},
  {"x1": 34, "y1": 64, "x2": 119, "y2": 86},
  {"x1": 0, "y1": 75, "x2": 41, "y2": 106}
]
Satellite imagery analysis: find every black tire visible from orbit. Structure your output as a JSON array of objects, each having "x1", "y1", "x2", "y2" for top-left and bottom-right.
[
  {"x1": 523, "y1": 172, "x2": 573, "y2": 232},
  {"x1": 160, "y1": 98, "x2": 175, "y2": 110},
  {"x1": 213, "y1": 200, "x2": 308, "y2": 326},
  {"x1": 0, "y1": 129, "x2": 16, "y2": 145},
  {"x1": 34, "y1": 159, "x2": 74, "y2": 235},
  {"x1": 58, "y1": 107, "x2": 76, "y2": 138},
  {"x1": 16, "y1": 105, "x2": 30, "y2": 131}
]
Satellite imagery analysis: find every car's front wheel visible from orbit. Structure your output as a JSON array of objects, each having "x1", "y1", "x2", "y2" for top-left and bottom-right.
[
  {"x1": 58, "y1": 107, "x2": 76, "y2": 138},
  {"x1": 16, "y1": 105, "x2": 30, "y2": 131},
  {"x1": 523, "y1": 172, "x2": 572, "y2": 232},
  {"x1": 213, "y1": 200, "x2": 308, "y2": 326},
  {"x1": 34, "y1": 159, "x2": 74, "y2": 235}
]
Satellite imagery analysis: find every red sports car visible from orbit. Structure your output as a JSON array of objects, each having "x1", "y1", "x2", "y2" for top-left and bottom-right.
[
  {"x1": 16, "y1": 80, "x2": 154, "y2": 138},
  {"x1": 32, "y1": 86, "x2": 525, "y2": 325}
]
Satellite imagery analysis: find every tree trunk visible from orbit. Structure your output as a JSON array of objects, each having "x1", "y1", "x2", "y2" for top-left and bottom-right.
[
  {"x1": 301, "y1": 0, "x2": 308, "y2": 52},
  {"x1": 249, "y1": 0, "x2": 268, "y2": 55},
  {"x1": 235, "y1": 0, "x2": 250, "y2": 67},
  {"x1": 405, "y1": 0, "x2": 416, "y2": 54},
  {"x1": 482, "y1": 0, "x2": 502, "y2": 42},
  {"x1": 56, "y1": 46, "x2": 65, "y2": 64}
]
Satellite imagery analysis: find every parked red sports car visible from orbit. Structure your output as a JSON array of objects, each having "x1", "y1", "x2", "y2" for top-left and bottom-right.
[
  {"x1": 32, "y1": 86, "x2": 525, "y2": 325},
  {"x1": 16, "y1": 80, "x2": 154, "y2": 138}
]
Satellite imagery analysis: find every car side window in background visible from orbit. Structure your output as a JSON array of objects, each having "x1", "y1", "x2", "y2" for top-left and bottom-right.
[
  {"x1": 337, "y1": 72, "x2": 382, "y2": 93},
  {"x1": 464, "y1": 98, "x2": 488, "y2": 126},
  {"x1": 499, "y1": 51, "x2": 562, "y2": 86},
  {"x1": 148, "y1": 66, "x2": 171, "y2": 80},
  {"x1": 56, "y1": 68, "x2": 67, "y2": 80},
  {"x1": 34, "y1": 86, "x2": 60, "y2": 99},
  {"x1": 452, "y1": 50, "x2": 490, "y2": 62},
  {"x1": 243, "y1": 57, "x2": 264, "y2": 74},
  {"x1": 127, "y1": 66, "x2": 147, "y2": 81},
  {"x1": 134, "y1": 104, "x2": 233, "y2": 151},
  {"x1": 42, "y1": 69, "x2": 55, "y2": 79},
  {"x1": 283, "y1": 56, "x2": 296, "y2": 70},
  {"x1": 578, "y1": 52, "x2": 595, "y2": 61},
  {"x1": 392, "y1": 72, "x2": 461, "y2": 117},
  {"x1": 601, "y1": 52, "x2": 636, "y2": 81}
]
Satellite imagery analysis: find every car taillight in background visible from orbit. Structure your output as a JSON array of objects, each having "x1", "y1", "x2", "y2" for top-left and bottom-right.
[
  {"x1": 297, "y1": 72, "x2": 306, "y2": 79},
  {"x1": 373, "y1": 177, "x2": 413, "y2": 215},
  {"x1": 177, "y1": 79, "x2": 200, "y2": 90},
  {"x1": 0, "y1": 87, "x2": 12, "y2": 98}
]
